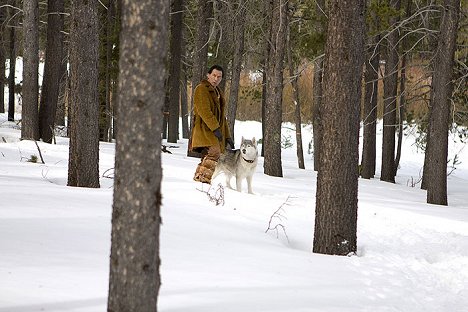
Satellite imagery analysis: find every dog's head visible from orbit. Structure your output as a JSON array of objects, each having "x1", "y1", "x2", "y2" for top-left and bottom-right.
[{"x1": 240, "y1": 137, "x2": 257, "y2": 161}]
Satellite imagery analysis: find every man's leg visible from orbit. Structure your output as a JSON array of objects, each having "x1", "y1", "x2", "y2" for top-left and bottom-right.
[{"x1": 193, "y1": 145, "x2": 221, "y2": 184}]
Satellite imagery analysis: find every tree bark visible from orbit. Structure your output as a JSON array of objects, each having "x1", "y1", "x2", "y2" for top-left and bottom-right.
[
  {"x1": 312, "y1": 58, "x2": 323, "y2": 171},
  {"x1": 424, "y1": 0, "x2": 460, "y2": 206},
  {"x1": 107, "y1": 0, "x2": 168, "y2": 310},
  {"x1": 98, "y1": 0, "x2": 115, "y2": 142},
  {"x1": 260, "y1": 0, "x2": 272, "y2": 158},
  {"x1": 67, "y1": 0, "x2": 100, "y2": 188},
  {"x1": 21, "y1": 0, "x2": 40, "y2": 140},
  {"x1": 55, "y1": 50, "x2": 68, "y2": 127},
  {"x1": 181, "y1": 63, "x2": 189, "y2": 139},
  {"x1": 380, "y1": 0, "x2": 401, "y2": 183},
  {"x1": 7, "y1": 1, "x2": 16, "y2": 122},
  {"x1": 0, "y1": 7, "x2": 5, "y2": 114},
  {"x1": 393, "y1": 0, "x2": 412, "y2": 178},
  {"x1": 312, "y1": 0, "x2": 325, "y2": 172},
  {"x1": 212, "y1": 1, "x2": 232, "y2": 93},
  {"x1": 361, "y1": 34, "x2": 379, "y2": 179},
  {"x1": 39, "y1": 0, "x2": 65, "y2": 143},
  {"x1": 286, "y1": 8, "x2": 304, "y2": 169},
  {"x1": 187, "y1": 0, "x2": 213, "y2": 157},
  {"x1": 167, "y1": 0, "x2": 184, "y2": 143},
  {"x1": 263, "y1": 0, "x2": 287, "y2": 177},
  {"x1": 226, "y1": 0, "x2": 246, "y2": 141},
  {"x1": 313, "y1": 0, "x2": 365, "y2": 256},
  {"x1": 190, "y1": 0, "x2": 213, "y2": 118}
]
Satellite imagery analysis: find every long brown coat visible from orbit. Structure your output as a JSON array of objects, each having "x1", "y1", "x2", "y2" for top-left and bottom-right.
[{"x1": 190, "y1": 79, "x2": 231, "y2": 153}]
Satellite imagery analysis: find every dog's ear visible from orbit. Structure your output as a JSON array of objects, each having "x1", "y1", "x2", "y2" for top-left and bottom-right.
[
  {"x1": 241, "y1": 136, "x2": 244, "y2": 143},
  {"x1": 252, "y1": 137, "x2": 256, "y2": 145}
]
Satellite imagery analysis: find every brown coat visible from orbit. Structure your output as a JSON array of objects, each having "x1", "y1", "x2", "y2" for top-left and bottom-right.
[{"x1": 190, "y1": 79, "x2": 231, "y2": 153}]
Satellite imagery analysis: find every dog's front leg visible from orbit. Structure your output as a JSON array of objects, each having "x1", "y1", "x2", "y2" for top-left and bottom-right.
[
  {"x1": 246, "y1": 175, "x2": 254, "y2": 194},
  {"x1": 225, "y1": 174, "x2": 234, "y2": 189},
  {"x1": 236, "y1": 177, "x2": 242, "y2": 192}
]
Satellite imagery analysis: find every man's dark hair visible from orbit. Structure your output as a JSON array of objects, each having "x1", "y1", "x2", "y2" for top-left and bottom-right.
[{"x1": 207, "y1": 64, "x2": 224, "y2": 76}]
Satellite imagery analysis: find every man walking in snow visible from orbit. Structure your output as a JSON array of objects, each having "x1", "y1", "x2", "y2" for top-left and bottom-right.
[{"x1": 190, "y1": 64, "x2": 234, "y2": 184}]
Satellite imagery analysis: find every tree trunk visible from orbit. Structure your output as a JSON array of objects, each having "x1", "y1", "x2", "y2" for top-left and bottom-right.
[
  {"x1": 226, "y1": 0, "x2": 246, "y2": 141},
  {"x1": 312, "y1": 58, "x2": 323, "y2": 171},
  {"x1": 187, "y1": 0, "x2": 213, "y2": 157},
  {"x1": 67, "y1": 0, "x2": 100, "y2": 188},
  {"x1": 361, "y1": 34, "x2": 379, "y2": 179},
  {"x1": 55, "y1": 50, "x2": 68, "y2": 127},
  {"x1": 107, "y1": 0, "x2": 168, "y2": 310},
  {"x1": 190, "y1": 0, "x2": 213, "y2": 119},
  {"x1": 260, "y1": 0, "x2": 272, "y2": 158},
  {"x1": 212, "y1": 1, "x2": 232, "y2": 93},
  {"x1": 424, "y1": 0, "x2": 460, "y2": 206},
  {"x1": 0, "y1": 7, "x2": 5, "y2": 114},
  {"x1": 312, "y1": 0, "x2": 325, "y2": 172},
  {"x1": 181, "y1": 63, "x2": 189, "y2": 139},
  {"x1": 286, "y1": 8, "x2": 304, "y2": 170},
  {"x1": 21, "y1": 0, "x2": 40, "y2": 140},
  {"x1": 380, "y1": 0, "x2": 401, "y2": 183},
  {"x1": 313, "y1": 0, "x2": 365, "y2": 256},
  {"x1": 7, "y1": 1, "x2": 16, "y2": 122},
  {"x1": 39, "y1": 0, "x2": 65, "y2": 143},
  {"x1": 393, "y1": 0, "x2": 412, "y2": 177},
  {"x1": 98, "y1": 0, "x2": 114, "y2": 142},
  {"x1": 167, "y1": 0, "x2": 184, "y2": 143},
  {"x1": 263, "y1": 0, "x2": 287, "y2": 178}
]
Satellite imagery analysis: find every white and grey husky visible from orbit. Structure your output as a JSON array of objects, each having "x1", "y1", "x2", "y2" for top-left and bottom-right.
[{"x1": 213, "y1": 137, "x2": 258, "y2": 194}]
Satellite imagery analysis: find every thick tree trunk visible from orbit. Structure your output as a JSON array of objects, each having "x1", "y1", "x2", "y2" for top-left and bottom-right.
[
  {"x1": 21, "y1": 0, "x2": 40, "y2": 140},
  {"x1": 67, "y1": 0, "x2": 100, "y2": 188},
  {"x1": 380, "y1": 0, "x2": 401, "y2": 183},
  {"x1": 167, "y1": 0, "x2": 184, "y2": 143},
  {"x1": 107, "y1": 0, "x2": 168, "y2": 310},
  {"x1": 313, "y1": 0, "x2": 365, "y2": 256},
  {"x1": 264, "y1": 0, "x2": 287, "y2": 177},
  {"x1": 424, "y1": 0, "x2": 460, "y2": 206},
  {"x1": 39, "y1": 0, "x2": 65, "y2": 143}
]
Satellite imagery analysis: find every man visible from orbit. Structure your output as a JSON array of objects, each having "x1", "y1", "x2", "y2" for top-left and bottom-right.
[{"x1": 190, "y1": 65, "x2": 234, "y2": 184}]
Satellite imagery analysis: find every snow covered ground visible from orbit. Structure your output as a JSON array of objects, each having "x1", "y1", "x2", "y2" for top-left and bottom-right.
[{"x1": 0, "y1": 112, "x2": 467, "y2": 312}]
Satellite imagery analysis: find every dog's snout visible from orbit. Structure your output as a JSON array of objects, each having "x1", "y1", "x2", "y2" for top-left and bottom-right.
[{"x1": 242, "y1": 149, "x2": 246, "y2": 154}]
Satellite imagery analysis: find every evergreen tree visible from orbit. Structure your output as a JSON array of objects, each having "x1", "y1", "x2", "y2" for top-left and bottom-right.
[
  {"x1": 107, "y1": 0, "x2": 169, "y2": 310},
  {"x1": 313, "y1": 0, "x2": 365, "y2": 256}
]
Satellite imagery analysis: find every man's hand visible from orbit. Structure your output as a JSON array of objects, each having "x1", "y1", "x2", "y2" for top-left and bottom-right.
[
  {"x1": 226, "y1": 138, "x2": 234, "y2": 150},
  {"x1": 213, "y1": 128, "x2": 222, "y2": 142}
]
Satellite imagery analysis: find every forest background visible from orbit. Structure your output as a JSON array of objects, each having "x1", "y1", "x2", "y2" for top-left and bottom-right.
[{"x1": 0, "y1": 0, "x2": 467, "y2": 310}]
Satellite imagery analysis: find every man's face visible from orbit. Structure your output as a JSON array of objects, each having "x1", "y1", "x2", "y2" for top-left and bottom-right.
[{"x1": 207, "y1": 69, "x2": 223, "y2": 87}]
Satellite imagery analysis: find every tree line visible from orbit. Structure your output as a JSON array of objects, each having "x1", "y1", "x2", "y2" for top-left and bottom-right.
[{"x1": 0, "y1": 0, "x2": 466, "y2": 310}]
